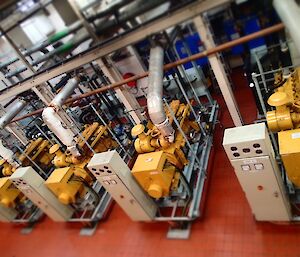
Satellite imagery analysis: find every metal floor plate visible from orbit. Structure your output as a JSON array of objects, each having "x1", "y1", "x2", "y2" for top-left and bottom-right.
[
  {"x1": 79, "y1": 222, "x2": 99, "y2": 236},
  {"x1": 166, "y1": 223, "x2": 191, "y2": 239}
]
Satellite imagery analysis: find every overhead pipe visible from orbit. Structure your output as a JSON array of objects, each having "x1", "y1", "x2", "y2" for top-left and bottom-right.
[
  {"x1": 1, "y1": 0, "x2": 169, "y2": 73},
  {"x1": 147, "y1": 45, "x2": 175, "y2": 142},
  {"x1": 1, "y1": 0, "x2": 161, "y2": 72},
  {"x1": 5, "y1": 33, "x2": 89, "y2": 78},
  {"x1": 42, "y1": 77, "x2": 80, "y2": 157},
  {"x1": 273, "y1": 0, "x2": 300, "y2": 55},
  {"x1": 54, "y1": 73, "x2": 72, "y2": 91},
  {"x1": 0, "y1": 99, "x2": 26, "y2": 168},
  {"x1": 25, "y1": 20, "x2": 83, "y2": 56},
  {"x1": 63, "y1": 23, "x2": 285, "y2": 103},
  {"x1": 0, "y1": 21, "x2": 84, "y2": 70},
  {"x1": 2, "y1": 1, "x2": 53, "y2": 35},
  {"x1": 51, "y1": 77, "x2": 80, "y2": 108},
  {"x1": 10, "y1": 23, "x2": 285, "y2": 124},
  {"x1": 95, "y1": 0, "x2": 168, "y2": 35},
  {"x1": 87, "y1": 0, "x2": 135, "y2": 22}
]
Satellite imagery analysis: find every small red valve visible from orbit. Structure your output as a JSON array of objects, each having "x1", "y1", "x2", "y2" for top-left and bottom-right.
[{"x1": 123, "y1": 72, "x2": 137, "y2": 88}]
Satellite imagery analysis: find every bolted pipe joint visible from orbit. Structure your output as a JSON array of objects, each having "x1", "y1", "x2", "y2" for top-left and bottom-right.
[{"x1": 147, "y1": 45, "x2": 175, "y2": 143}]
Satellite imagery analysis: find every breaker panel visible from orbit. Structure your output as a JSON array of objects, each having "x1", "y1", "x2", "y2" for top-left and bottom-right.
[
  {"x1": 87, "y1": 150, "x2": 157, "y2": 221},
  {"x1": 223, "y1": 123, "x2": 291, "y2": 221},
  {"x1": 10, "y1": 167, "x2": 74, "y2": 222}
]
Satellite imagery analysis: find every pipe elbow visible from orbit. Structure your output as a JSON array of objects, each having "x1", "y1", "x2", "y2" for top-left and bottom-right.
[
  {"x1": 42, "y1": 107, "x2": 80, "y2": 156},
  {"x1": 147, "y1": 94, "x2": 165, "y2": 124},
  {"x1": 147, "y1": 45, "x2": 175, "y2": 142}
]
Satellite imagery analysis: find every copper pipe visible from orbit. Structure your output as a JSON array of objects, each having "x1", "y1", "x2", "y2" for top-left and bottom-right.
[
  {"x1": 12, "y1": 109, "x2": 43, "y2": 122},
  {"x1": 11, "y1": 23, "x2": 285, "y2": 123}
]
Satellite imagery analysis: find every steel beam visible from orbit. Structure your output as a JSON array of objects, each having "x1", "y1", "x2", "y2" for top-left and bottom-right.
[
  {"x1": 193, "y1": 15, "x2": 243, "y2": 126},
  {"x1": 0, "y1": 0, "x2": 230, "y2": 102}
]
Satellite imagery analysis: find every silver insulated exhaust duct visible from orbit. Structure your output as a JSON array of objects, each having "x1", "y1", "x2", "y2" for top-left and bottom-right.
[{"x1": 147, "y1": 45, "x2": 175, "y2": 143}]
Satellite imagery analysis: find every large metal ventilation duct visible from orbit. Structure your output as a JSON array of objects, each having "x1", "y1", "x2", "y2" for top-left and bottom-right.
[
  {"x1": 147, "y1": 45, "x2": 175, "y2": 143},
  {"x1": 42, "y1": 77, "x2": 80, "y2": 157},
  {"x1": 273, "y1": 0, "x2": 300, "y2": 55},
  {"x1": 0, "y1": 99, "x2": 27, "y2": 129}
]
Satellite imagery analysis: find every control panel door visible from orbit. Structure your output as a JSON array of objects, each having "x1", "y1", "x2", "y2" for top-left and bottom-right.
[
  {"x1": 98, "y1": 175, "x2": 155, "y2": 221},
  {"x1": 231, "y1": 156, "x2": 291, "y2": 221}
]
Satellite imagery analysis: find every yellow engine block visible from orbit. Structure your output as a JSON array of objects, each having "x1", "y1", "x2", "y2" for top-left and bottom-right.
[
  {"x1": 131, "y1": 100, "x2": 199, "y2": 199},
  {"x1": 132, "y1": 151, "x2": 179, "y2": 198},
  {"x1": 17, "y1": 137, "x2": 54, "y2": 172},
  {"x1": 46, "y1": 122, "x2": 117, "y2": 204},
  {"x1": 0, "y1": 177, "x2": 23, "y2": 208},
  {"x1": 0, "y1": 159, "x2": 16, "y2": 176},
  {"x1": 45, "y1": 167, "x2": 89, "y2": 205},
  {"x1": 267, "y1": 68, "x2": 300, "y2": 132},
  {"x1": 278, "y1": 129, "x2": 300, "y2": 187},
  {"x1": 0, "y1": 137, "x2": 54, "y2": 177},
  {"x1": 267, "y1": 67, "x2": 300, "y2": 188}
]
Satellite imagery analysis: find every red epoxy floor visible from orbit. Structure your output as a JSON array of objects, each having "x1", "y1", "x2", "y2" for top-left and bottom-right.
[{"x1": 2, "y1": 68, "x2": 300, "y2": 257}]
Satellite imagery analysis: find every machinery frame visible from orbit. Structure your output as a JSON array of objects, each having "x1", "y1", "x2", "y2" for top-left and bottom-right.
[
  {"x1": 154, "y1": 100, "x2": 218, "y2": 239},
  {"x1": 251, "y1": 60, "x2": 300, "y2": 221}
]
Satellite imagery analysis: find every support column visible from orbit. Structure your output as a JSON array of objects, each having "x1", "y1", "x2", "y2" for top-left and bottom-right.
[
  {"x1": 5, "y1": 126, "x2": 28, "y2": 146},
  {"x1": 67, "y1": 0, "x2": 99, "y2": 42},
  {"x1": 193, "y1": 16, "x2": 243, "y2": 126}
]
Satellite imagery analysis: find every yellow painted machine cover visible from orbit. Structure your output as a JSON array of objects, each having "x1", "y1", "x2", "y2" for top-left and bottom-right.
[{"x1": 279, "y1": 129, "x2": 300, "y2": 186}]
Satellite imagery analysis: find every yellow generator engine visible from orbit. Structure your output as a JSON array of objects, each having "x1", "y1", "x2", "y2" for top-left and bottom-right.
[
  {"x1": 18, "y1": 137, "x2": 54, "y2": 169},
  {"x1": 267, "y1": 68, "x2": 300, "y2": 132},
  {"x1": 0, "y1": 159, "x2": 16, "y2": 177},
  {"x1": 0, "y1": 137, "x2": 53, "y2": 216},
  {"x1": 0, "y1": 177, "x2": 24, "y2": 208},
  {"x1": 0, "y1": 137, "x2": 54, "y2": 176},
  {"x1": 45, "y1": 122, "x2": 117, "y2": 205},
  {"x1": 267, "y1": 67, "x2": 300, "y2": 187},
  {"x1": 131, "y1": 100, "x2": 199, "y2": 199}
]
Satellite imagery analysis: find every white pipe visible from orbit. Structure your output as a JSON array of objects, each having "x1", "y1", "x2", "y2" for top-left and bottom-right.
[
  {"x1": 0, "y1": 139, "x2": 18, "y2": 167},
  {"x1": 42, "y1": 77, "x2": 80, "y2": 157},
  {"x1": 42, "y1": 107, "x2": 80, "y2": 157},
  {"x1": 147, "y1": 45, "x2": 175, "y2": 142},
  {"x1": 51, "y1": 77, "x2": 79, "y2": 108},
  {"x1": 273, "y1": 0, "x2": 300, "y2": 55},
  {"x1": 0, "y1": 99, "x2": 27, "y2": 129}
]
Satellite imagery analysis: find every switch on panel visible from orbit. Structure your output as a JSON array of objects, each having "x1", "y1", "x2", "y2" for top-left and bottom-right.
[
  {"x1": 241, "y1": 165, "x2": 251, "y2": 171},
  {"x1": 254, "y1": 163, "x2": 264, "y2": 170}
]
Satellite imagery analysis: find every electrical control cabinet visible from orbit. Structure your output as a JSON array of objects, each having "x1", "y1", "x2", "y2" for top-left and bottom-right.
[
  {"x1": 87, "y1": 150, "x2": 157, "y2": 221},
  {"x1": 0, "y1": 205, "x2": 17, "y2": 222},
  {"x1": 10, "y1": 167, "x2": 74, "y2": 222},
  {"x1": 223, "y1": 123, "x2": 291, "y2": 221}
]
